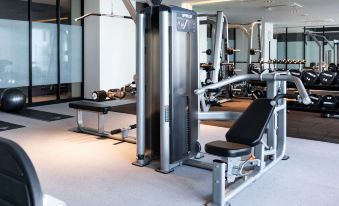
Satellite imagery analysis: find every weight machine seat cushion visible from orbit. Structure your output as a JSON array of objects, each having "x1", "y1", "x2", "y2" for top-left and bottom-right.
[
  {"x1": 69, "y1": 101, "x2": 111, "y2": 114},
  {"x1": 226, "y1": 98, "x2": 275, "y2": 147},
  {"x1": 0, "y1": 137, "x2": 43, "y2": 206},
  {"x1": 205, "y1": 140, "x2": 251, "y2": 157}
]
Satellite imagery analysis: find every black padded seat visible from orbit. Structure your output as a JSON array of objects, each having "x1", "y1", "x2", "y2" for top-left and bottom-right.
[
  {"x1": 205, "y1": 99, "x2": 275, "y2": 158},
  {"x1": 205, "y1": 140, "x2": 251, "y2": 157},
  {"x1": 69, "y1": 101, "x2": 111, "y2": 114}
]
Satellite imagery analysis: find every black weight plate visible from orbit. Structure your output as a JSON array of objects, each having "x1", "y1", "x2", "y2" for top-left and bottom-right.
[
  {"x1": 289, "y1": 69, "x2": 302, "y2": 78},
  {"x1": 309, "y1": 94, "x2": 322, "y2": 108},
  {"x1": 319, "y1": 71, "x2": 336, "y2": 85},
  {"x1": 322, "y1": 95, "x2": 337, "y2": 109},
  {"x1": 302, "y1": 71, "x2": 319, "y2": 85}
]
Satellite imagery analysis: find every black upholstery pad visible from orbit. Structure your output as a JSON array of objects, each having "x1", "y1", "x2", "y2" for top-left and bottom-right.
[
  {"x1": 0, "y1": 137, "x2": 43, "y2": 206},
  {"x1": 226, "y1": 99, "x2": 274, "y2": 147},
  {"x1": 69, "y1": 101, "x2": 111, "y2": 114},
  {"x1": 205, "y1": 140, "x2": 251, "y2": 157}
]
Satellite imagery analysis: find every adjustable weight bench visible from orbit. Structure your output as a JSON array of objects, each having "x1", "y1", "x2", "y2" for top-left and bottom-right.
[
  {"x1": 0, "y1": 137, "x2": 66, "y2": 206},
  {"x1": 69, "y1": 101, "x2": 136, "y2": 143},
  {"x1": 205, "y1": 98, "x2": 276, "y2": 206}
]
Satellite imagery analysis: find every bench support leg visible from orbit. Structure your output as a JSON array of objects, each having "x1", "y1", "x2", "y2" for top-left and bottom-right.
[
  {"x1": 98, "y1": 113, "x2": 105, "y2": 134},
  {"x1": 76, "y1": 110, "x2": 84, "y2": 129},
  {"x1": 211, "y1": 160, "x2": 226, "y2": 206}
]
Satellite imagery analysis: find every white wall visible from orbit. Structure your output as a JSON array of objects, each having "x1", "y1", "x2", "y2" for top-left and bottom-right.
[
  {"x1": 262, "y1": 23, "x2": 275, "y2": 69},
  {"x1": 99, "y1": 0, "x2": 136, "y2": 92},
  {"x1": 84, "y1": 0, "x2": 136, "y2": 99}
]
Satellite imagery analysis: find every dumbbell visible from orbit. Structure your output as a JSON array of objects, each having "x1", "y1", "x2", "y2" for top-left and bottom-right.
[
  {"x1": 285, "y1": 93, "x2": 300, "y2": 106},
  {"x1": 226, "y1": 48, "x2": 240, "y2": 55},
  {"x1": 92, "y1": 89, "x2": 126, "y2": 102},
  {"x1": 248, "y1": 64, "x2": 261, "y2": 74},
  {"x1": 249, "y1": 48, "x2": 261, "y2": 55},
  {"x1": 200, "y1": 63, "x2": 214, "y2": 71},
  {"x1": 322, "y1": 95, "x2": 338, "y2": 109},
  {"x1": 297, "y1": 59, "x2": 306, "y2": 64},
  {"x1": 108, "y1": 89, "x2": 126, "y2": 99},
  {"x1": 252, "y1": 90, "x2": 266, "y2": 100},
  {"x1": 202, "y1": 49, "x2": 212, "y2": 55},
  {"x1": 278, "y1": 59, "x2": 287, "y2": 64},
  {"x1": 319, "y1": 71, "x2": 337, "y2": 86},
  {"x1": 302, "y1": 70, "x2": 319, "y2": 85},
  {"x1": 124, "y1": 84, "x2": 136, "y2": 94},
  {"x1": 92, "y1": 90, "x2": 108, "y2": 102},
  {"x1": 309, "y1": 94, "x2": 322, "y2": 108},
  {"x1": 328, "y1": 63, "x2": 338, "y2": 72},
  {"x1": 289, "y1": 69, "x2": 302, "y2": 78},
  {"x1": 334, "y1": 74, "x2": 339, "y2": 85}
]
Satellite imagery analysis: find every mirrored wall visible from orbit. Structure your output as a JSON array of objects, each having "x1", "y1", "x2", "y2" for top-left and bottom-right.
[{"x1": 0, "y1": 0, "x2": 83, "y2": 104}]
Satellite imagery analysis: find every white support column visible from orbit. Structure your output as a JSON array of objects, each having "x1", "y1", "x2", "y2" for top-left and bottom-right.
[
  {"x1": 83, "y1": 0, "x2": 136, "y2": 99},
  {"x1": 84, "y1": 0, "x2": 101, "y2": 99},
  {"x1": 262, "y1": 23, "x2": 274, "y2": 70}
]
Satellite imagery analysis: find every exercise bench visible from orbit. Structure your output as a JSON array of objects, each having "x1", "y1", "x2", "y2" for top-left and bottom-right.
[
  {"x1": 205, "y1": 98, "x2": 276, "y2": 206},
  {"x1": 69, "y1": 100, "x2": 136, "y2": 143}
]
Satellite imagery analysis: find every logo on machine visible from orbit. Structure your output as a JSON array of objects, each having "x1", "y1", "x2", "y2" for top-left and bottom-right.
[{"x1": 182, "y1": 14, "x2": 193, "y2": 19}]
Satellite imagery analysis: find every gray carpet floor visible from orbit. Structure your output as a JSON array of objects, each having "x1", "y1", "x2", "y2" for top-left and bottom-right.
[{"x1": 0, "y1": 101, "x2": 339, "y2": 206}]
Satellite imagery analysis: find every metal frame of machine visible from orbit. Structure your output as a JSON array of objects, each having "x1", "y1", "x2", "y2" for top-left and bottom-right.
[
  {"x1": 199, "y1": 11, "x2": 236, "y2": 111},
  {"x1": 76, "y1": 1, "x2": 312, "y2": 204},
  {"x1": 195, "y1": 72, "x2": 311, "y2": 205},
  {"x1": 133, "y1": 5, "x2": 202, "y2": 172},
  {"x1": 305, "y1": 30, "x2": 338, "y2": 71},
  {"x1": 133, "y1": 5, "x2": 311, "y2": 205},
  {"x1": 229, "y1": 21, "x2": 263, "y2": 65}
]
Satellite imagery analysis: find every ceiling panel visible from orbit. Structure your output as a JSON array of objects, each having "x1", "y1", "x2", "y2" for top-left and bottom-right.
[{"x1": 161, "y1": 0, "x2": 339, "y2": 27}]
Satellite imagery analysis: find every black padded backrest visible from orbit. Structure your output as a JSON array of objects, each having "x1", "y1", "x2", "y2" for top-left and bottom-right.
[
  {"x1": 226, "y1": 99, "x2": 275, "y2": 147},
  {"x1": 0, "y1": 137, "x2": 43, "y2": 206}
]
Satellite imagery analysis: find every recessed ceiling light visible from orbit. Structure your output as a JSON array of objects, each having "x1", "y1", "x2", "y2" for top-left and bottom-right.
[
  {"x1": 265, "y1": 2, "x2": 303, "y2": 10},
  {"x1": 304, "y1": 18, "x2": 335, "y2": 24},
  {"x1": 290, "y1": 2, "x2": 303, "y2": 8}
]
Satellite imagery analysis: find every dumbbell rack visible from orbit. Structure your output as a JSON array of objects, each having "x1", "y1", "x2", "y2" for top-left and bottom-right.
[
  {"x1": 287, "y1": 105, "x2": 339, "y2": 115},
  {"x1": 247, "y1": 60, "x2": 339, "y2": 116},
  {"x1": 287, "y1": 84, "x2": 339, "y2": 115},
  {"x1": 259, "y1": 60, "x2": 306, "y2": 72},
  {"x1": 249, "y1": 80, "x2": 339, "y2": 116}
]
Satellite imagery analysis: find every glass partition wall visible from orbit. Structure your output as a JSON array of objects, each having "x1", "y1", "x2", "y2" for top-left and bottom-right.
[
  {"x1": 274, "y1": 25, "x2": 339, "y2": 70},
  {"x1": 0, "y1": 0, "x2": 30, "y2": 101},
  {"x1": 0, "y1": 0, "x2": 83, "y2": 104}
]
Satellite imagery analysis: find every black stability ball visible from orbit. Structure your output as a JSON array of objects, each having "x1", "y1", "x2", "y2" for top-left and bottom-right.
[{"x1": 0, "y1": 88, "x2": 26, "y2": 112}]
